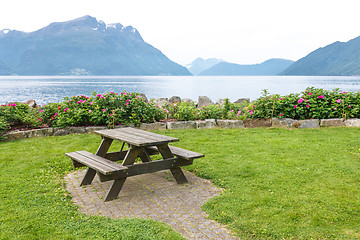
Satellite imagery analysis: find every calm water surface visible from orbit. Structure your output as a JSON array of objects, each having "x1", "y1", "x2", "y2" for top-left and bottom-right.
[{"x1": 1, "y1": 76, "x2": 360, "y2": 105}]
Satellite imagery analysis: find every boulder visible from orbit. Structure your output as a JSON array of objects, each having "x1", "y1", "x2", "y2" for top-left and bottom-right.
[
  {"x1": 153, "y1": 98, "x2": 169, "y2": 107},
  {"x1": 234, "y1": 98, "x2": 250, "y2": 104},
  {"x1": 243, "y1": 118, "x2": 272, "y2": 128},
  {"x1": 182, "y1": 98, "x2": 193, "y2": 103},
  {"x1": 169, "y1": 96, "x2": 181, "y2": 104},
  {"x1": 26, "y1": 99, "x2": 37, "y2": 108},
  {"x1": 197, "y1": 96, "x2": 214, "y2": 108},
  {"x1": 216, "y1": 99, "x2": 226, "y2": 105},
  {"x1": 138, "y1": 93, "x2": 148, "y2": 102}
]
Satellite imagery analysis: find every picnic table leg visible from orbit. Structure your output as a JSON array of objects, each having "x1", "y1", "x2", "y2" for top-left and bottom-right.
[
  {"x1": 157, "y1": 144, "x2": 188, "y2": 184},
  {"x1": 80, "y1": 137, "x2": 113, "y2": 186},
  {"x1": 103, "y1": 146, "x2": 143, "y2": 200},
  {"x1": 139, "y1": 149, "x2": 152, "y2": 162},
  {"x1": 104, "y1": 178, "x2": 126, "y2": 201}
]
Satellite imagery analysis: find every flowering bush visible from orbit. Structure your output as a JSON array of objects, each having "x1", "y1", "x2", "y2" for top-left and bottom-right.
[
  {"x1": 40, "y1": 91, "x2": 165, "y2": 128},
  {"x1": 245, "y1": 87, "x2": 360, "y2": 120}
]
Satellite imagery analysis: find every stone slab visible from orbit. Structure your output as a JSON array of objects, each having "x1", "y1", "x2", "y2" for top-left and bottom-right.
[
  {"x1": 140, "y1": 122, "x2": 166, "y2": 131},
  {"x1": 166, "y1": 121, "x2": 197, "y2": 130},
  {"x1": 298, "y1": 119, "x2": 320, "y2": 128},
  {"x1": 217, "y1": 120, "x2": 245, "y2": 129},
  {"x1": 243, "y1": 118, "x2": 272, "y2": 128},
  {"x1": 320, "y1": 118, "x2": 345, "y2": 127}
]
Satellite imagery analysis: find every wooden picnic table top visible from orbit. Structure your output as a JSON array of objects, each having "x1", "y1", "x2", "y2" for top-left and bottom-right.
[{"x1": 94, "y1": 127, "x2": 179, "y2": 147}]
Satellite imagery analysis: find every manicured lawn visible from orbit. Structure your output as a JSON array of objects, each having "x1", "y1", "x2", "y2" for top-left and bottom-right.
[
  {"x1": 163, "y1": 128, "x2": 360, "y2": 239},
  {"x1": 0, "y1": 134, "x2": 184, "y2": 240},
  {"x1": 1, "y1": 127, "x2": 360, "y2": 239}
]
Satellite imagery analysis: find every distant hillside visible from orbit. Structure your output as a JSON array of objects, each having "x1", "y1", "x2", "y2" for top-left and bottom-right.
[
  {"x1": 186, "y1": 58, "x2": 223, "y2": 75},
  {"x1": 0, "y1": 15, "x2": 191, "y2": 76},
  {"x1": 281, "y1": 36, "x2": 360, "y2": 76},
  {"x1": 199, "y1": 58, "x2": 294, "y2": 76}
]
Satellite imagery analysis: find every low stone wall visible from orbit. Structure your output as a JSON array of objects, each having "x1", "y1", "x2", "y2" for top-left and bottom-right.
[{"x1": 3, "y1": 118, "x2": 360, "y2": 141}]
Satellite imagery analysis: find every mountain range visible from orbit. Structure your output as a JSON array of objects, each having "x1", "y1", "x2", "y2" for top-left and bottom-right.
[
  {"x1": 281, "y1": 36, "x2": 360, "y2": 76},
  {"x1": 0, "y1": 16, "x2": 191, "y2": 76},
  {"x1": 196, "y1": 58, "x2": 294, "y2": 76}
]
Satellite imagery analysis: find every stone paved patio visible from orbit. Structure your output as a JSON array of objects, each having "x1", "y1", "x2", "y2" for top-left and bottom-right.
[{"x1": 65, "y1": 169, "x2": 238, "y2": 240}]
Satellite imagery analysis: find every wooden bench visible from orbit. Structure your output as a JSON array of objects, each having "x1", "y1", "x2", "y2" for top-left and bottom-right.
[
  {"x1": 65, "y1": 150, "x2": 128, "y2": 185},
  {"x1": 146, "y1": 145, "x2": 204, "y2": 160}
]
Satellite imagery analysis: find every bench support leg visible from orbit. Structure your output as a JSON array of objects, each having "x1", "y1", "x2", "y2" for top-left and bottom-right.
[
  {"x1": 81, "y1": 168, "x2": 96, "y2": 186},
  {"x1": 157, "y1": 144, "x2": 188, "y2": 184},
  {"x1": 105, "y1": 178, "x2": 126, "y2": 201},
  {"x1": 170, "y1": 167, "x2": 188, "y2": 184}
]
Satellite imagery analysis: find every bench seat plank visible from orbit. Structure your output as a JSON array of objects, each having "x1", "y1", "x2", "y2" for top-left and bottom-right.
[
  {"x1": 147, "y1": 145, "x2": 204, "y2": 160},
  {"x1": 65, "y1": 151, "x2": 127, "y2": 175}
]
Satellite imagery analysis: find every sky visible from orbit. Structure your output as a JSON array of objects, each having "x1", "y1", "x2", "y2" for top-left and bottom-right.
[{"x1": 1, "y1": 0, "x2": 360, "y2": 66}]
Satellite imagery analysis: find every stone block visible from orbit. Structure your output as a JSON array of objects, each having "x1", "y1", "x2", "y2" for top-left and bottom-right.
[
  {"x1": 153, "y1": 98, "x2": 169, "y2": 107},
  {"x1": 243, "y1": 118, "x2": 272, "y2": 128},
  {"x1": 4, "y1": 130, "x2": 28, "y2": 141},
  {"x1": 70, "y1": 127, "x2": 87, "y2": 134},
  {"x1": 27, "y1": 128, "x2": 54, "y2": 138},
  {"x1": 320, "y1": 118, "x2": 345, "y2": 127},
  {"x1": 140, "y1": 122, "x2": 166, "y2": 131},
  {"x1": 166, "y1": 121, "x2": 196, "y2": 130},
  {"x1": 217, "y1": 119, "x2": 245, "y2": 128},
  {"x1": 53, "y1": 128, "x2": 71, "y2": 136},
  {"x1": 298, "y1": 119, "x2": 320, "y2": 128},
  {"x1": 196, "y1": 119, "x2": 217, "y2": 129},
  {"x1": 272, "y1": 118, "x2": 299, "y2": 128},
  {"x1": 344, "y1": 119, "x2": 360, "y2": 127},
  {"x1": 85, "y1": 126, "x2": 107, "y2": 132}
]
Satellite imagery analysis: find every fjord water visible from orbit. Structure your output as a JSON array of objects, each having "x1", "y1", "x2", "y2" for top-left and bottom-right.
[{"x1": 1, "y1": 76, "x2": 360, "y2": 105}]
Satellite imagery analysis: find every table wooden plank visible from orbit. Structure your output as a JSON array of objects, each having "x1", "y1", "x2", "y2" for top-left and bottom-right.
[{"x1": 94, "y1": 127, "x2": 179, "y2": 147}]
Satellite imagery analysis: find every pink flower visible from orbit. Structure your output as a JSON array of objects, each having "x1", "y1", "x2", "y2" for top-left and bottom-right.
[
  {"x1": 318, "y1": 95, "x2": 324, "y2": 99},
  {"x1": 39, "y1": 118, "x2": 42, "y2": 122},
  {"x1": 77, "y1": 101, "x2": 81, "y2": 104},
  {"x1": 40, "y1": 110, "x2": 44, "y2": 113},
  {"x1": 253, "y1": 105, "x2": 256, "y2": 108},
  {"x1": 349, "y1": 105, "x2": 351, "y2": 108},
  {"x1": 90, "y1": 102, "x2": 93, "y2": 105},
  {"x1": 279, "y1": 113, "x2": 283, "y2": 116},
  {"x1": 309, "y1": 92, "x2": 312, "y2": 96},
  {"x1": 306, "y1": 105, "x2": 310, "y2": 108},
  {"x1": 294, "y1": 105, "x2": 297, "y2": 108},
  {"x1": 89, "y1": 110, "x2": 92, "y2": 113},
  {"x1": 298, "y1": 98, "x2": 304, "y2": 103},
  {"x1": 238, "y1": 110, "x2": 241, "y2": 114},
  {"x1": 279, "y1": 98, "x2": 283, "y2": 100},
  {"x1": 236, "y1": 114, "x2": 240, "y2": 117},
  {"x1": 102, "y1": 109, "x2": 106, "y2": 112},
  {"x1": 58, "y1": 106, "x2": 61, "y2": 109},
  {"x1": 55, "y1": 112, "x2": 58, "y2": 116},
  {"x1": 334, "y1": 108, "x2": 337, "y2": 110},
  {"x1": 164, "y1": 109, "x2": 169, "y2": 113},
  {"x1": 110, "y1": 91, "x2": 114, "y2": 94},
  {"x1": 336, "y1": 99, "x2": 341, "y2": 103},
  {"x1": 64, "y1": 108, "x2": 68, "y2": 112}
]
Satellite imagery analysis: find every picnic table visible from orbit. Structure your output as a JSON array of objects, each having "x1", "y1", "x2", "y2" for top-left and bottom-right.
[{"x1": 65, "y1": 127, "x2": 204, "y2": 201}]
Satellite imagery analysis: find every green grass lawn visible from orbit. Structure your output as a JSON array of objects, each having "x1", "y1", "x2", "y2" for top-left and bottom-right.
[{"x1": 1, "y1": 127, "x2": 360, "y2": 239}]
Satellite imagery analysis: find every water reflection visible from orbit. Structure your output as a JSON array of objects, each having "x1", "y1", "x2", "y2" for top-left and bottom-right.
[{"x1": 1, "y1": 76, "x2": 360, "y2": 105}]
